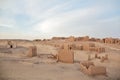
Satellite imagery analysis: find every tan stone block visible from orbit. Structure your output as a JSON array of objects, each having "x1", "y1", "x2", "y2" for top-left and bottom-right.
[
  {"x1": 27, "y1": 46, "x2": 37, "y2": 57},
  {"x1": 83, "y1": 43, "x2": 95, "y2": 51},
  {"x1": 88, "y1": 66, "x2": 106, "y2": 75},
  {"x1": 58, "y1": 49, "x2": 74, "y2": 63},
  {"x1": 57, "y1": 43, "x2": 74, "y2": 63},
  {"x1": 80, "y1": 61, "x2": 106, "y2": 76}
]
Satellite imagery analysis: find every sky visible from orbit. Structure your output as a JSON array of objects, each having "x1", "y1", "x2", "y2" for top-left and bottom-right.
[{"x1": 0, "y1": 0, "x2": 120, "y2": 40}]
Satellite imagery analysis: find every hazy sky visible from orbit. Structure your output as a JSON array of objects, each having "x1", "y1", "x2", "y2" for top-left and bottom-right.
[{"x1": 0, "y1": 0, "x2": 120, "y2": 39}]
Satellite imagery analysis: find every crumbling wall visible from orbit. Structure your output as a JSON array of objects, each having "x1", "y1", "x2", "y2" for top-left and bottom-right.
[
  {"x1": 27, "y1": 46, "x2": 37, "y2": 57},
  {"x1": 88, "y1": 66, "x2": 106, "y2": 75},
  {"x1": 80, "y1": 61, "x2": 106, "y2": 75},
  {"x1": 0, "y1": 40, "x2": 17, "y2": 48},
  {"x1": 74, "y1": 44, "x2": 83, "y2": 50},
  {"x1": 96, "y1": 47, "x2": 105, "y2": 53},
  {"x1": 67, "y1": 36, "x2": 75, "y2": 42},
  {"x1": 7, "y1": 41, "x2": 17, "y2": 48},
  {"x1": 58, "y1": 49, "x2": 74, "y2": 63},
  {"x1": 83, "y1": 43, "x2": 95, "y2": 51},
  {"x1": 103, "y1": 38, "x2": 120, "y2": 44},
  {"x1": 57, "y1": 43, "x2": 74, "y2": 63},
  {"x1": 82, "y1": 43, "x2": 105, "y2": 53}
]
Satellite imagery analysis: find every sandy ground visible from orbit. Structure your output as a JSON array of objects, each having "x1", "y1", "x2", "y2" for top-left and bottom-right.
[{"x1": 0, "y1": 41, "x2": 120, "y2": 80}]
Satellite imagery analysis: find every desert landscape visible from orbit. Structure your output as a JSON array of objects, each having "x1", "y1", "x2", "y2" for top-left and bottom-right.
[
  {"x1": 0, "y1": 0, "x2": 120, "y2": 80},
  {"x1": 0, "y1": 36, "x2": 120, "y2": 80}
]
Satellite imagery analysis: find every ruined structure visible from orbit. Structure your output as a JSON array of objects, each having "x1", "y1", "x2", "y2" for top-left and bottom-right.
[
  {"x1": 75, "y1": 36, "x2": 89, "y2": 41},
  {"x1": 83, "y1": 43, "x2": 95, "y2": 51},
  {"x1": 100, "y1": 54, "x2": 108, "y2": 62},
  {"x1": 59, "y1": 42, "x2": 105, "y2": 53},
  {"x1": 83, "y1": 36, "x2": 89, "y2": 41},
  {"x1": 57, "y1": 43, "x2": 74, "y2": 63},
  {"x1": 66, "y1": 36, "x2": 75, "y2": 42},
  {"x1": 80, "y1": 61, "x2": 106, "y2": 75},
  {"x1": 72, "y1": 44, "x2": 83, "y2": 50},
  {"x1": 102, "y1": 38, "x2": 120, "y2": 44},
  {"x1": 7, "y1": 41, "x2": 17, "y2": 48},
  {"x1": 33, "y1": 39, "x2": 41, "y2": 42},
  {"x1": 82, "y1": 43, "x2": 105, "y2": 53},
  {"x1": 27, "y1": 46, "x2": 37, "y2": 57},
  {"x1": 52, "y1": 37, "x2": 66, "y2": 41},
  {"x1": 0, "y1": 40, "x2": 17, "y2": 48}
]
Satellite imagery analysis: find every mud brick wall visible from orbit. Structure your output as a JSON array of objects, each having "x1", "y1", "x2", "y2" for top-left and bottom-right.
[
  {"x1": 58, "y1": 43, "x2": 74, "y2": 63},
  {"x1": 88, "y1": 66, "x2": 106, "y2": 75},
  {"x1": 27, "y1": 46, "x2": 37, "y2": 57}
]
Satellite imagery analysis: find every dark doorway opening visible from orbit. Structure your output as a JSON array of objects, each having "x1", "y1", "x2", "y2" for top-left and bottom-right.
[
  {"x1": 70, "y1": 47, "x2": 72, "y2": 50},
  {"x1": 10, "y1": 45, "x2": 13, "y2": 48}
]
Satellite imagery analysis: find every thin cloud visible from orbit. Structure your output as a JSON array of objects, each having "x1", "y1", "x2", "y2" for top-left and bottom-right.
[
  {"x1": 33, "y1": 5, "x2": 108, "y2": 33},
  {"x1": 0, "y1": 0, "x2": 120, "y2": 39}
]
